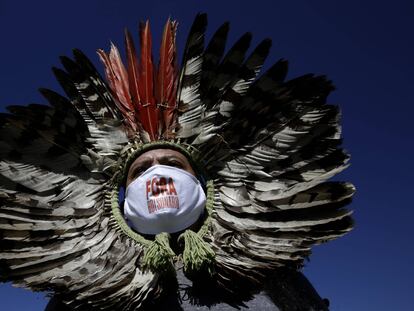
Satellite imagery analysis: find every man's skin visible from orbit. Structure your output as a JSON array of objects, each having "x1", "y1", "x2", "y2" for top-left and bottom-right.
[
  {"x1": 126, "y1": 149, "x2": 196, "y2": 186},
  {"x1": 125, "y1": 148, "x2": 202, "y2": 234}
]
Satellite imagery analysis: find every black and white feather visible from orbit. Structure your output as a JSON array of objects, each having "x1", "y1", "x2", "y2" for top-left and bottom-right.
[
  {"x1": 175, "y1": 15, "x2": 354, "y2": 285},
  {"x1": 0, "y1": 50, "x2": 158, "y2": 310},
  {"x1": 0, "y1": 14, "x2": 354, "y2": 309}
]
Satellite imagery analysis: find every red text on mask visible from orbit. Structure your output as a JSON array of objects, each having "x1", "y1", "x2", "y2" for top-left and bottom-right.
[{"x1": 146, "y1": 177, "x2": 177, "y2": 199}]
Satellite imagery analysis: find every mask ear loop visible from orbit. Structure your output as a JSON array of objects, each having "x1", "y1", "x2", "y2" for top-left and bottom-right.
[
  {"x1": 118, "y1": 186, "x2": 125, "y2": 208},
  {"x1": 196, "y1": 173, "x2": 208, "y2": 192}
]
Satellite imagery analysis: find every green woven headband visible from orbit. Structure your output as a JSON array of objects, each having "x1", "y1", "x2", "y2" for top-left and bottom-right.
[{"x1": 108, "y1": 141, "x2": 216, "y2": 278}]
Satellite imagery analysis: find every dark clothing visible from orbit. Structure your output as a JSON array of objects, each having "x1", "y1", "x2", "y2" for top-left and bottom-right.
[{"x1": 45, "y1": 268, "x2": 329, "y2": 311}]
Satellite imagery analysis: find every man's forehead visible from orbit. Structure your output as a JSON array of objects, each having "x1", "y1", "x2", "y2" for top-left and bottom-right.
[{"x1": 132, "y1": 148, "x2": 189, "y2": 163}]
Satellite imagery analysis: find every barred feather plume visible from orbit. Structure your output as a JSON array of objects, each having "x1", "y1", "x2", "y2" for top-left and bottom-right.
[
  {"x1": 0, "y1": 14, "x2": 354, "y2": 309},
  {"x1": 172, "y1": 17, "x2": 354, "y2": 285},
  {"x1": 0, "y1": 50, "x2": 157, "y2": 310}
]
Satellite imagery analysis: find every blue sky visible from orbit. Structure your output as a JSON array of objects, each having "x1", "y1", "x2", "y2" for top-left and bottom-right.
[{"x1": 0, "y1": 0, "x2": 413, "y2": 310}]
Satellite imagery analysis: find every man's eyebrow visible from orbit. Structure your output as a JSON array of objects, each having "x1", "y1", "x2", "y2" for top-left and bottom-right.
[
  {"x1": 158, "y1": 155, "x2": 185, "y2": 162},
  {"x1": 129, "y1": 157, "x2": 152, "y2": 169}
]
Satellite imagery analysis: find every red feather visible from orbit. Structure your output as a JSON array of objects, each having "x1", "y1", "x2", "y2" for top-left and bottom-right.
[
  {"x1": 97, "y1": 45, "x2": 137, "y2": 132},
  {"x1": 138, "y1": 21, "x2": 158, "y2": 140},
  {"x1": 157, "y1": 19, "x2": 178, "y2": 138},
  {"x1": 125, "y1": 29, "x2": 141, "y2": 114},
  {"x1": 98, "y1": 20, "x2": 179, "y2": 140}
]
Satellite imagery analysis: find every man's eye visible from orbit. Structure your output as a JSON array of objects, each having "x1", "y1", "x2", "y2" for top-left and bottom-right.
[
  {"x1": 169, "y1": 161, "x2": 183, "y2": 168},
  {"x1": 132, "y1": 166, "x2": 146, "y2": 177}
]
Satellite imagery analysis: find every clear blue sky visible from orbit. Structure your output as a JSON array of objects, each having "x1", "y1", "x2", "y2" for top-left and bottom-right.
[{"x1": 0, "y1": 0, "x2": 413, "y2": 310}]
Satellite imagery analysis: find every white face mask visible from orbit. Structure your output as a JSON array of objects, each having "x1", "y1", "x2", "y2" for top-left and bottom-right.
[{"x1": 124, "y1": 164, "x2": 206, "y2": 235}]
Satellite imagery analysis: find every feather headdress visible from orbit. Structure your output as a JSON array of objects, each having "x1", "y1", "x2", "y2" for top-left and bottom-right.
[{"x1": 0, "y1": 14, "x2": 354, "y2": 310}]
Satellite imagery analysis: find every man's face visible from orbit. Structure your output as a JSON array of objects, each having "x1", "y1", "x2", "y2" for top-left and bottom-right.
[{"x1": 126, "y1": 148, "x2": 196, "y2": 187}]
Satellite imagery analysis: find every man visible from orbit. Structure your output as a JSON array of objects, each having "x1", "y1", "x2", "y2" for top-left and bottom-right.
[
  {"x1": 1, "y1": 14, "x2": 354, "y2": 311},
  {"x1": 45, "y1": 147, "x2": 331, "y2": 311}
]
